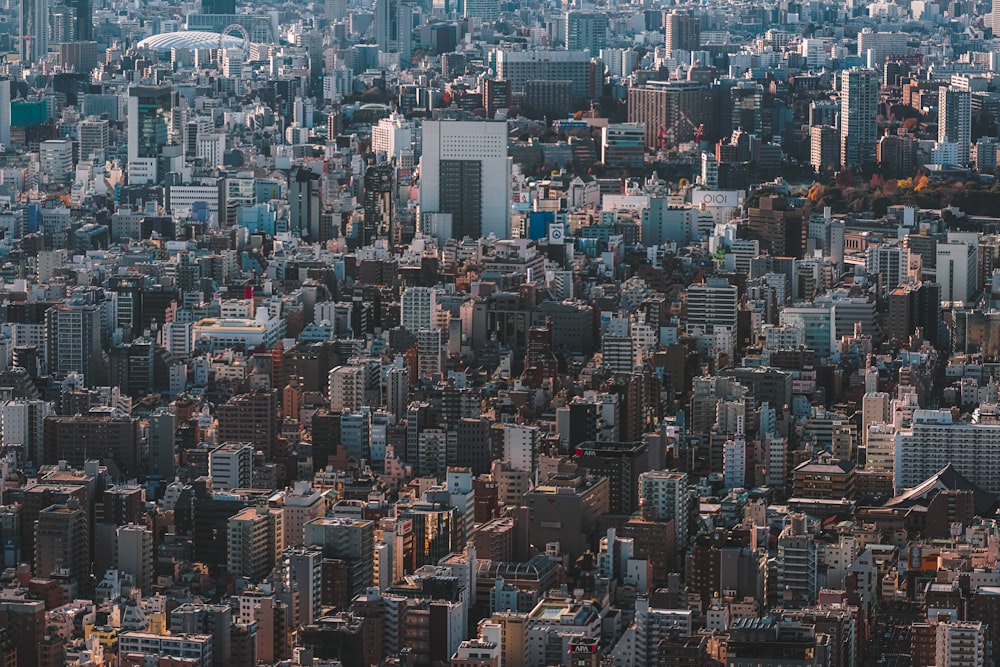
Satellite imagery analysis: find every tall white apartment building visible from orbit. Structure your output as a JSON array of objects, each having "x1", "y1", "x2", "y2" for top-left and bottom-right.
[
  {"x1": 638, "y1": 470, "x2": 691, "y2": 546},
  {"x1": 939, "y1": 87, "x2": 972, "y2": 166},
  {"x1": 840, "y1": 68, "x2": 878, "y2": 168},
  {"x1": 401, "y1": 286, "x2": 437, "y2": 334},
  {"x1": 895, "y1": 409, "x2": 1000, "y2": 494},
  {"x1": 329, "y1": 365, "x2": 366, "y2": 412},
  {"x1": 371, "y1": 113, "x2": 417, "y2": 162}
]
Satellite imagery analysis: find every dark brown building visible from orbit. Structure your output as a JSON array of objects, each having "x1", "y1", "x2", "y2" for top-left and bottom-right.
[
  {"x1": 42, "y1": 412, "x2": 142, "y2": 474},
  {"x1": 216, "y1": 389, "x2": 280, "y2": 459},
  {"x1": 746, "y1": 195, "x2": 806, "y2": 259}
]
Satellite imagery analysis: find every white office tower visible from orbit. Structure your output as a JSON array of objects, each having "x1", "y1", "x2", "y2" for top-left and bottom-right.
[
  {"x1": 39, "y1": 139, "x2": 73, "y2": 183},
  {"x1": 210, "y1": 442, "x2": 254, "y2": 490},
  {"x1": 638, "y1": 470, "x2": 690, "y2": 546},
  {"x1": 164, "y1": 321, "x2": 192, "y2": 360},
  {"x1": 723, "y1": 416, "x2": 747, "y2": 489},
  {"x1": 938, "y1": 87, "x2": 972, "y2": 166},
  {"x1": 372, "y1": 113, "x2": 416, "y2": 162},
  {"x1": 1, "y1": 399, "x2": 50, "y2": 465},
  {"x1": 401, "y1": 286, "x2": 437, "y2": 334},
  {"x1": 840, "y1": 68, "x2": 878, "y2": 168},
  {"x1": 936, "y1": 234, "x2": 978, "y2": 306},
  {"x1": 419, "y1": 120, "x2": 512, "y2": 240},
  {"x1": 79, "y1": 118, "x2": 110, "y2": 164}
]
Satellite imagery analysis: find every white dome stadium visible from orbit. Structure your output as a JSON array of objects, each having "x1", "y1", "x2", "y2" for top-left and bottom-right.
[{"x1": 136, "y1": 30, "x2": 247, "y2": 51}]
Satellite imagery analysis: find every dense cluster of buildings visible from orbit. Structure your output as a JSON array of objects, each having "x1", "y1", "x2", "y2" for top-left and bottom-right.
[{"x1": 3, "y1": 0, "x2": 1000, "y2": 666}]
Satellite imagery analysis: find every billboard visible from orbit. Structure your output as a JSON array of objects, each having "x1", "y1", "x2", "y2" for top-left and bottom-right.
[{"x1": 691, "y1": 189, "x2": 742, "y2": 208}]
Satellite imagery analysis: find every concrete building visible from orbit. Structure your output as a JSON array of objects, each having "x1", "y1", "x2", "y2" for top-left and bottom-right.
[
  {"x1": 419, "y1": 120, "x2": 511, "y2": 240},
  {"x1": 565, "y1": 11, "x2": 608, "y2": 52},
  {"x1": 938, "y1": 87, "x2": 972, "y2": 166},
  {"x1": 937, "y1": 235, "x2": 978, "y2": 306},
  {"x1": 227, "y1": 506, "x2": 283, "y2": 581},
  {"x1": 895, "y1": 409, "x2": 1000, "y2": 494},
  {"x1": 523, "y1": 473, "x2": 609, "y2": 560},
  {"x1": 840, "y1": 68, "x2": 878, "y2": 168},
  {"x1": 209, "y1": 442, "x2": 254, "y2": 491},
  {"x1": 115, "y1": 524, "x2": 153, "y2": 593}
]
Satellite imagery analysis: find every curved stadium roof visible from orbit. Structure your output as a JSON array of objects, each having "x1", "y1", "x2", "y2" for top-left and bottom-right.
[{"x1": 136, "y1": 31, "x2": 246, "y2": 51}]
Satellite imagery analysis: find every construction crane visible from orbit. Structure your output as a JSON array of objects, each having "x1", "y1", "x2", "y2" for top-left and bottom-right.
[{"x1": 658, "y1": 109, "x2": 705, "y2": 152}]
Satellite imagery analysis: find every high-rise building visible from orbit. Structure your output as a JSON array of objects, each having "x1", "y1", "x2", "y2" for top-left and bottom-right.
[
  {"x1": 935, "y1": 621, "x2": 988, "y2": 667},
  {"x1": 34, "y1": 499, "x2": 89, "y2": 582},
  {"x1": 289, "y1": 168, "x2": 322, "y2": 241},
  {"x1": 147, "y1": 409, "x2": 176, "y2": 480},
  {"x1": 685, "y1": 277, "x2": 738, "y2": 335},
  {"x1": 202, "y1": 0, "x2": 235, "y2": 13},
  {"x1": 894, "y1": 409, "x2": 1000, "y2": 494},
  {"x1": 664, "y1": 10, "x2": 700, "y2": 55},
  {"x1": 374, "y1": 0, "x2": 412, "y2": 65},
  {"x1": 20, "y1": 0, "x2": 49, "y2": 63},
  {"x1": 1, "y1": 399, "x2": 50, "y2": 466},
  {"x1": 638, "y1": 470, "x2": 691, "y2": 546},
  {"x1": 127, "y1": 86, "x2": 174, "y2": 184},
  {"x1": 937, "y1": 237, "x2": 978, "y2": 306},
  {"x1": 809, "y1": 125, "x2": 840, "y2": 174},
  {"x1": 464, "y1": 0, "x2": 498, "y2": 19},
  {"x1": 482, "y1": 79, "x2": 510, "y2": 119},
  {"x1": 386, "y1": 366, "x2": 409, "y2": 421},
  {"x1": 938, "y1": 87, "x2": 972, "y2": 166},
  {"x1": 840, "y1": 68, "x2": 879, "y2": 168},
  {"x1": 43, "y1": 412, "x2": 142, "y2": 473},
  {"x1": 216, "y1": 390, "x2": 280, "y2": 459},
  {"x1": 565, "y1": 11, "x2": 608, "y2": 53},
  {"x1": 116, "y1": 523, "x2": 153, "y2": 593},
  {"x1": 362, "y1": 163, "x2": 394, "y2": 246},
  {"x1": 65, "y1": 0, "x2": 93, "y2": 40},
  {"x1": 0, "y1": 79, "x2": 10, "y2": 148},
  {"x1": 747, "y1": 194, "x2": 806, "y2": 259},
  {"x1": 494, "y1": 50, "x2": 594, "y2": 100},
  {"x1": 78, "y1": 118, "x2": 109, "y2": 164},
  {"x1": 303, "y1": 517, "x2": 375, "y2": 595},
  {"x1": 227, "y1": 506, "x2": 283, "y2": 581},
  {"x1": 419, "y1": 120, "x2": 511, "y2": 240},
  {"x1": 210, "y1": 442, "x2": 254, "y2": 490},
  {"x1": 628, "y1": 81, "x2": 714, "y2": 149},
  {"x1": 572, "y1": 441, "x2": 649, "y2": 515},
  {"x1": 371, "y1": 113, "x2": 415, "y2": 162}
]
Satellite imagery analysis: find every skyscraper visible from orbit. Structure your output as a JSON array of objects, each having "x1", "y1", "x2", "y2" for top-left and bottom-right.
[
  {"x1": 840, "y1": 68, "x2": 879, "y2": 168},
  {"x1": 289, "y1": 168, "x2": 321, "y2": 240},
  {"x1": 67, "y1": 0, "x2": 92, "y2": 40},
  {"x1": 419, "y1": 120, "x2": 511, "y2": 240},
  {"x1": 20, "y1": 0, "x2": 49, "y2": 63},
  {"x1": 664, "y1": 10, "x2": 700, "y2": 55},
  {"x1": 0, "y1": 79, "x2": 10, "y2": 148},
  {"x1": 939, "y1": 87, "x2": 972, "y2": 166},
  {"x1": 374, "y1": 0, "x2": 412, "y2": 65},
  {"x1": 565, "y1": 11, "x2": 608, "y2": 53},
  {"x1": 34, "y1": 499, "x2": 89, "y2": 583},
  {"x1": 127, "y1": 86, "x2": 174, "y2": 184},
  {"x1": 362, "y1": 163, "x2": 394, "y2": 246},
  {"x1": 44, "y1": 293, "x2": 104, "y2": 384}
]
